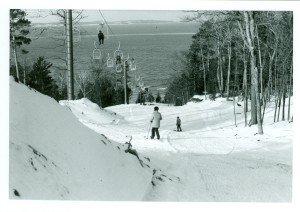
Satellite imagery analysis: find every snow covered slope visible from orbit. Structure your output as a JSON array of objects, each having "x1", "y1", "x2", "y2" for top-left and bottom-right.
[
  {"x1": 9, "y1": 78, "x2": 153, "y2": 200},
  {"x1": 64, "y1": 95, "x2": 293, "y2": 201}
]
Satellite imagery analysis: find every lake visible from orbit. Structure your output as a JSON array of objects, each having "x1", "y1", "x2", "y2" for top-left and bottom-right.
[{"x1": 26, "y1": 22, "x2": 199, "y2": 95}]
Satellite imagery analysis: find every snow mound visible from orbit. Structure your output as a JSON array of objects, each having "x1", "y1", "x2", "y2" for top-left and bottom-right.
[
  {"x1": 59, "y1": 100, "x2": 146, "y2": 143},
  {"x1": 60, "y1": 98, "x2": 124, "y2": 125},
  {"x1": 9, "y1": 78, "x2": 152, "y2": 200}
]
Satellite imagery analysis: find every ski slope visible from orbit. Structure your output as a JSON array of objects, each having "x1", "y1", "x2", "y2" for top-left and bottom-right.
[
  {"x1": 61, "y1": 95, "x2": 293, "y2": 201},
  {"x1": 9, "y1": 78, "x2": 156, "y2": 200}
]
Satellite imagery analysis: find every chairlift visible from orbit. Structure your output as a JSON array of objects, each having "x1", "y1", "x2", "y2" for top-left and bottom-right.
[
  {"x1": 97, "y1": 24, "x2": 104, "y2": 34},
  {"x1": 93, "y1": 49, "x2": 101, "y2": 60},
  {"x1": 116, "y1": 64, "x2": 122, "y2": 73},
  {"x1": 115, "y1": 81, "x2": 122, "y2": 89},
  {"x1": 114, "y1": 42, "x2": 123, "y2": 64},
  {"x1": 114, "y1": 50, "x2": 123, "y2": 64},
  {"x1": 107, "y1": 58, "x2": 114, "y2": 68},
  {"x1": 130, "y1": 63, "x2": 136, "y2": 71},
  {"x1": 139, "y1": 81, "x2": 144, "y2": 87},
  {"x1": 93, "y1": 41, "x2": 102, "y2": 60},
  {"x1": 73, "y1": 27, "x2": 81, "y2": 42},
  {"x1": 129, "y1": 58, "x2": 136, "y2": 71},
  {"x1": 106, "y1": 53, "x2": 114, "y2": 68},
  {"x1": 135, "y1": 75, "x2": 141, "y2": 82}
]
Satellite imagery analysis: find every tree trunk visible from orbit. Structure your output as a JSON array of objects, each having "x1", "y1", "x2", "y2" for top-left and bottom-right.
[
  {"x1": 267, "y1": 49, "x2": 277, "y2": 101},
  {"x1": 243, "y1": 46, "x2": 248, "y2": 126},
  {"x1": 244, "y1": 11, "x2": 262, "y2": 133},
  {"x1": 23, "y1": 57, "x2": 27, "y2": 85},
  {"x1": 235, "y1": 51, "x2": 239, "y2": 94},
  {"x1": 256, "y1": 91, "x2": 263, "y2": 134},
  {"x1": 274, "y1": 91, "x2": 278, "y2": 123},
  {"x1": 12, "y1": 36, "x2": 20, "y2": 80},
  {"x1": 277, "y1": 83, "x2": 282, "y2": 122},
  {"x1": 220, "y1": 50, "x2": 224, "y2": 96},
  {"x1": 233, "y1": 96, "x2": 237, "y2": 127},
  {"x1": 216, "y1": 43, "x2": 222, "y2": 94},
  {"x1": 256, "y1": 25, "x2": 263, "y2": 96},
  {"x1": 226, "y1": 42, "x2": 232, "y2": 100},
  {"x1": 201, "y1": 49, "x2": 207, "y2": 99},
  {"x1": 194, "y1": 72, "x2": 196, "y2": 95},
  {"x1": 281, "y1": 73, "x2": 286, "y2": 121},
  {"x1": 244, "y1": 12, "x2": 257, "y2": 125},
  {"x1": 288, "y1": 61, "x2": 292, "y2": 121}
]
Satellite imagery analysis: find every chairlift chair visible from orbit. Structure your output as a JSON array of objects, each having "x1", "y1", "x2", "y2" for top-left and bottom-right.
[
  {"x1": 114, "y1": 50, "x2": 123, "y2": 65},
  {"x1": 93, "y1": 49, "x2": 101, "y2": 60},
  {"x1": 115, "y1": 81, "x2": 122, "y2": 90},
  {"x1": 73, "y1": 27, "x2": 81, "y2": 42},
  {"x1": 106, "y1": 53, "x2": 114, "y2": 68},
  {"x1": 115, "y1": 64, "x2": 122, "y2": 73},
  {"x1": 135, "y1": 75, "x2": 141, "y2": 82},
  {"x1": 139, "y1": 81, "x2": 144, "y2": 87},
  {"x1": 129, "y1": 58, "x2": 136, "y2": 71},
  {"x1": 107, "y1": 59, "x2": 114, "y2": 68},
  {"x1": 130, "y1": 63, "x2": 136, "y2": 71}
]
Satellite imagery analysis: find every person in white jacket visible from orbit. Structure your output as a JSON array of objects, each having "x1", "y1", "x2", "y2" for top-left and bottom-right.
[{"x1": 150, "y1": 106, "x2": 162, "y2": 139}]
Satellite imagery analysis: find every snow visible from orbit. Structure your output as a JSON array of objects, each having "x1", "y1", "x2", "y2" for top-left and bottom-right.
[
  {"x1": 9, "y1": 78, "x2": 153, "y2": 200},
  {"x1": 62, "y1": 95, "x2": 293, "y2": 201},
  {"x1": 9, "y1": 77, "x2": 293, "y2": 202}
]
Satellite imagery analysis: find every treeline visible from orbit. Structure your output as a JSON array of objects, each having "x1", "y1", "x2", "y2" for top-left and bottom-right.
[
  {"x1": 10, "y1": 9, "x2": 131, "y2": 108},
  {"x1": 165, "y1": 11, "x2": 293, "y2": 134}
]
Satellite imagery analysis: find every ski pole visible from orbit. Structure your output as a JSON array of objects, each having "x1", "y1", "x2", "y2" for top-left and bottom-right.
[{"x1": 147, "y1": 122, "x2": 152, "y2": 139}]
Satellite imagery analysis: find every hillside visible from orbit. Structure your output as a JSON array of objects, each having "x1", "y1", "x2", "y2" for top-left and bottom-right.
[
  {"x1": 63, "y1": 95, "x2": 293, "y2": 201},
  {"x1": 9, "y1": 77, "x2": 293, "y2": 201},
  {"x1": 9, "y1": 78, "x2": 154, "y2": 200}
]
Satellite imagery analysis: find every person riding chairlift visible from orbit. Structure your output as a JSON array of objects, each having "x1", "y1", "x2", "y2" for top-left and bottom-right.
[{"x1": 98, "y1": 30, "x2": 105, "y2": 45}]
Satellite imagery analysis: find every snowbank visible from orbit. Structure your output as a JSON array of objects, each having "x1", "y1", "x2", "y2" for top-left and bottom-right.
[{"x1": 9, "y1": 78, "x2": 153, "y2": 200}]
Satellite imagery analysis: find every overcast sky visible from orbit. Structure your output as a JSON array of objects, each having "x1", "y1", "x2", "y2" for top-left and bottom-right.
[{"x1": 26, "y1": 10, "x2": 189, "y2": 23}]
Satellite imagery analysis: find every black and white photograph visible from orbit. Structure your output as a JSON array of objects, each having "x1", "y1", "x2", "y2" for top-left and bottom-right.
[{"x1": 1, "y1": 0, "x2": 300, "y2": 211}]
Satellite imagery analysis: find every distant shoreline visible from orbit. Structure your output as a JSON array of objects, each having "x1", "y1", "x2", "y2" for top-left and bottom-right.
[{"x1": 31, "y1": 20, "x2": 196, "y2": 27}]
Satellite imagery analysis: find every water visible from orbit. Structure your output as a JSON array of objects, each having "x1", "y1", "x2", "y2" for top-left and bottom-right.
[{"x1": 26, "y1": 22, "x2": 198, "y2": 95}]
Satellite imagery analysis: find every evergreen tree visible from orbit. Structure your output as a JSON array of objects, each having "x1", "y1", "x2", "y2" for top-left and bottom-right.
[
  {"x1": 156, "y1": 92, "x2": 161, "y2": 103},
  {"x1": 27, "y1": 57, "x2": 60, "y2": 100},
  {"x1": 10, "y1": 9, "x2": 31, "y2": 80}
]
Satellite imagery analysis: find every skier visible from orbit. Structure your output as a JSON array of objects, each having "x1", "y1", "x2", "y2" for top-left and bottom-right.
[
  {"x1": 98, "y1": 30, "x2": 105, "y2": 45},
  {"x1": 176, "y1": 116, "x2": 182, "y2": 131},
  {"x1": 150, "y1": 106, "x2": 162, "y2": 139}
]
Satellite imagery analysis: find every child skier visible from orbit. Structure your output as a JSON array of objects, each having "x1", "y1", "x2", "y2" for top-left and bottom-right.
[{"x1": 176, "y1": 116, "x2": 182, "y2": 132}]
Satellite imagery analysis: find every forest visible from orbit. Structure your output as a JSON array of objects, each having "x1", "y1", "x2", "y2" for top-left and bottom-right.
[{"x1": 165, "y1": 11, "x2": 293, "y2": 134}]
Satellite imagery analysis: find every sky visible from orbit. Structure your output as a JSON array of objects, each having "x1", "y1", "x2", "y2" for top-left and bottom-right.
[{"x1": 26, "y1": 10, "x2": 190, "y2": 23}]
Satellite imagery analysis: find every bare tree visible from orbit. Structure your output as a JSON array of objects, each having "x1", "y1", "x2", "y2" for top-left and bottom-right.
[
  {"x1": 75, "y1": 69, "x2": 94, "y2": 98},
  {"x1": 239, "y1": 11, "x2": 263, "y2": 134}
]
